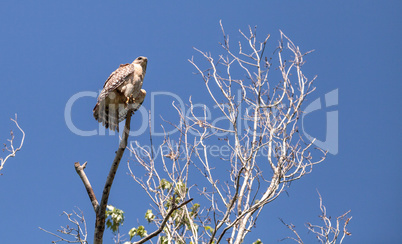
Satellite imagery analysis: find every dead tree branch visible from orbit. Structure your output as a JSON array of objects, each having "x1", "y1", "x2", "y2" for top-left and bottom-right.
[
  {"x1": 74, "y1": 162, "x2": 98, "y2": 212},
  {"x1": 279, "y1": 218, "x2": 304, "y2": 244},
  {"x1": 281, "y1": 192, "x2": 352, "y2": 244},
  {"x1": 0, "y1": 114, "x2": 25, "y2": 173},
  {"x1": 73, "y1": 111, "x2": 134, "y2": 244},
  {"x1": 39, "y1": 208, "x2": 88, "y2": 244},
  {"x1": 94, "y1": 112, "x2": 133, "y2": 244},
  {"x1": 306, "y1": 192, "x2": 352, "y2": 244}
]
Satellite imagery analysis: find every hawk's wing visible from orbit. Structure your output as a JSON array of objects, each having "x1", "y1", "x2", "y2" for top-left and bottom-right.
[
  {"x1": 97, "y1": 63, "x2": 134, "y2": 102},
  {"x1": 93, "y1": 63, "x2": 135, "y2": 131},
  {"x1": 102, "y1": 63, "x2": 131, "y2": 87}
]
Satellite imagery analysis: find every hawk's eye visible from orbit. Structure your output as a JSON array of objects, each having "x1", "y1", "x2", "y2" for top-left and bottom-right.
[{"x1": 138, "y1": 57, "x2": 142, "y2": 60}]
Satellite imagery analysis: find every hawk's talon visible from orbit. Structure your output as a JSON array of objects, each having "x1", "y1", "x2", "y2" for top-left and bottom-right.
[{"x1": 126, "y1": 95, "x2": 135, "y2": 105}]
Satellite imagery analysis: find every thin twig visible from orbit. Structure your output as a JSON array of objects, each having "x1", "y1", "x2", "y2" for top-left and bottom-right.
[{"x1": 0, "y1": 114, "x2": 25, "y2": 173}]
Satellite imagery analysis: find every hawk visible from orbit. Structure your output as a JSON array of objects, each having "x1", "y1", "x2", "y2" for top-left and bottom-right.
[{"x1": 93, "y1": 56, "x2": 148, "y2": 131}]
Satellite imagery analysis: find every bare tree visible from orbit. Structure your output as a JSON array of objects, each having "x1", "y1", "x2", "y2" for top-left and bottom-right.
[
  {"x1": 39, "y1": 208, "x2": 88, "y2": 244},
  {"x1": 44, "y1": 22, "x2": 350, "y2": 244},
  {"x1": 280, "y1": 192, "x2": 352, "y2": 244},
  {"x1": 125, "y1": 21, "x2": 336, "y2": 244},
  {"x1": 0, "y1": 114, "x2": 25, "y2": 174}
]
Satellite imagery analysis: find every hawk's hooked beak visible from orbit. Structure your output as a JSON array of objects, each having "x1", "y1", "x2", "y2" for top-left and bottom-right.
[{"x1": 141, "y1": 57, "x2": 148, "y2": 68}]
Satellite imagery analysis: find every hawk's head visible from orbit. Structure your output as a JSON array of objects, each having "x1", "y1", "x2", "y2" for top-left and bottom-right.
[{"x1": 133, "y1": 56, "x2": 148, "y2": 69}]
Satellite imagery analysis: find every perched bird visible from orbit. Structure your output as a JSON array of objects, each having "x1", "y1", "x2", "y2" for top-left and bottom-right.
[{"x1": 93, "y1": 56, "x2": 148, "y2": 131}]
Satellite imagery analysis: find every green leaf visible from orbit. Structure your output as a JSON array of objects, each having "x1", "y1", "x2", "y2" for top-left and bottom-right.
[
  {"x1": 159, "y1": 236, "x2": 168, "y2": 244},
  {"x1": 205, "y1": 226, "x2": 213, "y2": 234},
  {"x1": 105, "y1": 205, "x2": 125, "y2": 233},
  {"x1": 252, "y1": 239, "x2": 263, "y2": 244},
  {"x1": 190, "y1": 203, "x2": 200, "y2": 217},
  {"x1": 136, "y1": 225, "x2": 147, "y2": 238},
  {"x1": 159, "y1": 179, "x2": 172, "y2": 190},
  {"x1": 145, "y1": 209, "x2": 155, "y2": 223},
  {"x1": 129, "y1": 227, "x2": 137, "y2": 240},
  {"x1": 174, "y1": 181, "x2": 187, "y2": 197},
  {"x1": 128, "y1": 225, "x2": 147, "y2": 240}
]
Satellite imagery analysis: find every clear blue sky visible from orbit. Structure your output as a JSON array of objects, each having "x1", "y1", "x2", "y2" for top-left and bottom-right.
[{"x1": 0, "y1": 1, "x2": 401, "y2": 243}]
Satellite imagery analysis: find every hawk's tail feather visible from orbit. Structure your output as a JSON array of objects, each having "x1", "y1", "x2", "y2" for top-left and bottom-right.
[
  {"x1": 93, "y1": 101, "x2": 119, "y2": 132},
  {"x1": 108, "y1": 106, "x2": 120, "y2": 132}
]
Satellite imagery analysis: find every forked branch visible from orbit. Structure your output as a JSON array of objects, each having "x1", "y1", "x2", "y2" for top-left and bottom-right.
[
  {"x1": 39, "y1": 208, "x2": 88, "y2": 244},
  {"x1": 73, "y1": 111, "x2": 134, "y2": 244},
  {"x1": 0, "y1": 114, "x2": 25, "y2": 173},
  {"x1": 281, "y1": 192, "x2": 352, "y2": 244},
  {"x1": 94, "y1": 112, "x2": 133, "y2": 244}
]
